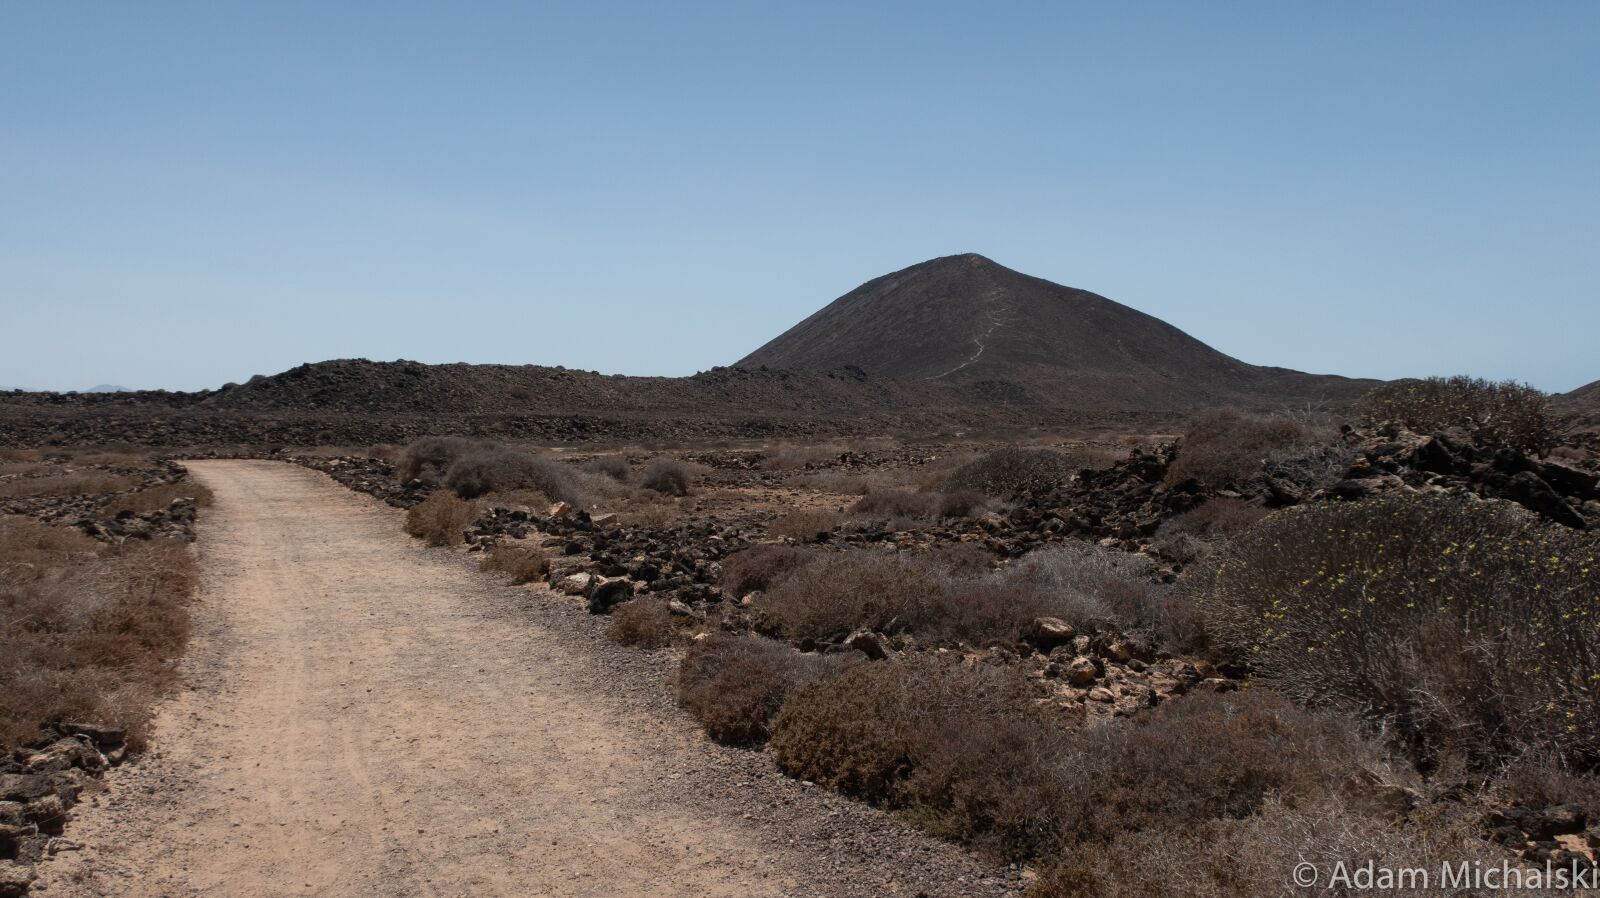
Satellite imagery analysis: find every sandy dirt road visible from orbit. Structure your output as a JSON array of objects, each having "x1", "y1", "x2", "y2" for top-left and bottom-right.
[{"x1": 41, "y1": 461, "x2": 1018, "y2": 898}]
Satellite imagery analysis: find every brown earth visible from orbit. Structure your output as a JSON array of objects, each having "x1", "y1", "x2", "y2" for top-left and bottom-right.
[{"x1": 39, "y1": 461, "x2": 1021, "y2": 898}]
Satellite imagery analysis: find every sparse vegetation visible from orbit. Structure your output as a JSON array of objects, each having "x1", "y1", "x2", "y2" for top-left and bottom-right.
[
  {"x1": 639, "y1": 458, "x2": 692, "y2": 496},
  {"x1": 753, "y1": 549, "x2": 947, "y2": 640},
  {"x1": 941, "y1": 447, "x2": 1083, "y2": 498},
  {"x1": 675, "y1": 633, "x2": 843, "y2": 745},
  {"x1": 719, "y1": 543, "x2": 810, "y2": 597},
  {"x1": 581, "y1": 455, "x2": 630, "y2": 482},
  {"x1": 443, "y1": 445, "x2": 585, "y2": 505},
  {"x1": 0, "y1": 516, "x2": 197, "y2": 749},
  {"x1": 1165, "y1": 411, "x2": 1321, "y2": 490},
  {"x1": 396, "y1": 435, "x2": 481, "y2": 484},
  {"x1": 772, "y1": 657, "x2": 1376, "y2": 861},
  {"x1": 1194, "y1": 492, "x2": 1600, "y2": 770},
  {"x1": 606, "y1": 597, "x2": 679, "y2": 648},
  {"x1": 478, "y1": 542, "x2": 548, "y2": 583},
  {"x1": 1360, "y1": 375, "x2": 1562, "y2": 454},
  {"x1": 102, "y1": 480, "x2": 216, "y2": 514},
  {"x1": 404, "y1": 491, "x2": 479, "y2": 546},
  {"x1": 767, "y1": 508, "x2": 842, "y2": 542}
]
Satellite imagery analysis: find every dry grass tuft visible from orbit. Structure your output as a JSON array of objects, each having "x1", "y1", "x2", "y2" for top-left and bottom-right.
[
  {"x1": 403, "y1": 491, "x2": 479, "y2": 547},
  {"x1": 606, "y1": 598, "x2": 680, "y2": 649},
  {"x1": 477, "y1": 543, "x2": 548, "y2": 583},
  {"x1": 0, "y1": 517, "x2": 197, "y2": 749},
  {"x1": 102, "y1": 480, "x2": 216, "y2": 514}
]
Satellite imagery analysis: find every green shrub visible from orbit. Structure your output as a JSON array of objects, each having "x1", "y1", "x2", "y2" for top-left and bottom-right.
[
  {"x1": 1194, "y1": 493, "x2": 1600, "y2": 769},
  {"x1": 1359, "y1": 375, "x2": 1561, "y2": 454}
]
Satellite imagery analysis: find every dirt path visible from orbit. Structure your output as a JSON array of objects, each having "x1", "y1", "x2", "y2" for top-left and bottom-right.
[{"x1": 41, "y1": 461, "x2": 1021, "y2": 898}]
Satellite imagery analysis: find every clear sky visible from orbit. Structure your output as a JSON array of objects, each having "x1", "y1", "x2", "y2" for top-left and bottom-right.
[{"x1": 2, "y1": 2, "x2": 1596, "y2": 393}]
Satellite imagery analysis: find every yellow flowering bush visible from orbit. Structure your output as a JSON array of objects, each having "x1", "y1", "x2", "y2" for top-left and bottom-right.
[{"x1": 1194, "y1": 493, "x2": 1600, "y2": 768}]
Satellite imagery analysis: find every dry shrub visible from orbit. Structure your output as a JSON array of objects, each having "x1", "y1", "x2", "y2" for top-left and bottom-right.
[
  {"x1": 1360, "y1": 375, "x2": 1561, "y2": 454},
  {"x1": 607, "y1": 598, "x2": 680, "y2": 649},
  {"x1": 444, "y1": 446, "x2": 585, "y2": 504},
  {"x1": 1031, "y1": 797, "x2": 1503, "y2": 898},
  {"x1": 720, "y1": 543, "x2": 811, "y2": 596},
  {"x1": 773, "y1": 660, "x2": 1380, "y2": 861},
  {"x1": 851, "y1": 489, "x2": 937, "y2": 519},
  {"x1": 942, "y1": 447, "x2": 1082, "y2": 498},
  {"x1": 1165, "y1": 411, "x2": 1319, "y2": 490},
  {"x1": 754, "y1": 549, "x2": 946, "y2": 640},
  {"x1": 792, "y1": 469, "x2": 903, "y2": 495},
  {"x1": 1194, "y1": 493, "x2": 1600, "y2": 770},
  {"x1": 640, "y1": 458, "x2": 692, "y2": 496},
  {"x1": 0, "y1": 471, "x2": 140, "y2": 499},
  {"x1": 478, "y1": 543, "x2": 548, "y2": 583},
  {"x1": 852, "y1": 489, "x2": 987, "y2": 524},
  {"x1": 0, "y1": 518, "x2": 197, "y2": 749},
  {"x1": 919, "y1": 582, "x2": 1063, "y2": 646},
  {"x1": 675, "y1": 633, "x2": 842, "y2": 745},
  {"x1": 403, "y1": 491, "x2": 478, "y2": 547},
  {"x1": 1000, "y1": 542, "x2": 1182, "y2": 641},
  {"x1": 102, "y1": 480, "x2": 215, "y2": 514},
  {"x1": 1149, "y1": 496, "x2": 1271, "y2": 565},
  {"x1": 767, "y1": 508, "x2": 841, "y2": 543},
  {"x1": 581, "y1": 455, "x2": 630, "y2": 482},
  {"x1": 396, "y1": 435, "x2": 481, "y2": 484},
  {"x1": 760, "y1": 444, "x2": 843, "y2": 471}
]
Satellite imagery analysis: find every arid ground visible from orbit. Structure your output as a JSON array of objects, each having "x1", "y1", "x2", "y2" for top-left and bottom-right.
[{"x1": 36, "y1": 462, "x2": 1020, "y2": 898}]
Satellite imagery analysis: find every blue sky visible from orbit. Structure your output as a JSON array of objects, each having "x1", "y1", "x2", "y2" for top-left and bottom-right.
[{"x1": 2, "y1": 2, "x2": 1596, "y2": 392}]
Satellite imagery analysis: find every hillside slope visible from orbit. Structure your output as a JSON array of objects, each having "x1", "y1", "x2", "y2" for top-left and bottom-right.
[{"x1": 736, "y1": 253, "x2": 1373, "y2": 408}]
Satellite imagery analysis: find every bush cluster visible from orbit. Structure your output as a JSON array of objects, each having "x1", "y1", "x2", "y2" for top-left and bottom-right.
[
  {"x1": 1165, "y1": 411, "x2": 1321, "y2": 490},
  {"x1": 941, "y1": 447, "x2": 1083, "y2": 498},
  {"x1": 1194, "y1": 492, "x2": 1600, "y2": 769},
  {"x1": 1359, "y1": 375, "x2": 1561, "y2": 454},
  {"x1": 752, "y1": 543, "x2": 1175, "y2": 649},
  {"x1": 719, "y1": 543, "x2": 811, "y2": 597},
  {"x1": 675, "y1": 634, "x2": 843, "y2": 745},
  {"x1": 849, "y1": 488, "x2": 987, "y2": 524},
  {"x1": 771, "y1": 657, "x2": 1377, "y2": 860},
  {"x1": 397, "y1": 437, "x2": 585, "y2": 505}
]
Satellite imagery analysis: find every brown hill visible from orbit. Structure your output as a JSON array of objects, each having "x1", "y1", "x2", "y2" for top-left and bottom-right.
[
  {"x1": 1559, "y1": 379, "x2": 1600, "y2": 427},
  {"x1": 736, "y1": 253, "x2": 1373, "y2": 409}
]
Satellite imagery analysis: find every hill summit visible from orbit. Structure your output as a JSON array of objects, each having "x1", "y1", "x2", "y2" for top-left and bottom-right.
[{"x1": 737, "y1": 253, "x2": 1369, "y2": 407}]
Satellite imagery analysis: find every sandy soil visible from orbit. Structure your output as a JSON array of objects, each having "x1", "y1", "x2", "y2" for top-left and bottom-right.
[{"x1": 39, "y1": 461, "x2": 1022, "y2": 898}]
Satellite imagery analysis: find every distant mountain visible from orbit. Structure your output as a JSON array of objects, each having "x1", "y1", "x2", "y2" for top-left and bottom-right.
[
  {"x1": 1558, "y1": 379, "x2": 1600, "y2": 427},
  {"x1": 737, "y1": 253, "x2": 1374, "y2": 410},
  {"x1": 87, "y1": 384, "x2": 131, "y2": 393}
]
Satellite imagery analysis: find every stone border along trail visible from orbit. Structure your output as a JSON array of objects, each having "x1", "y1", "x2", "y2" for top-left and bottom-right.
[{"x1": 38, "y1": 460, "x2": 1025, "y2": 898}]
